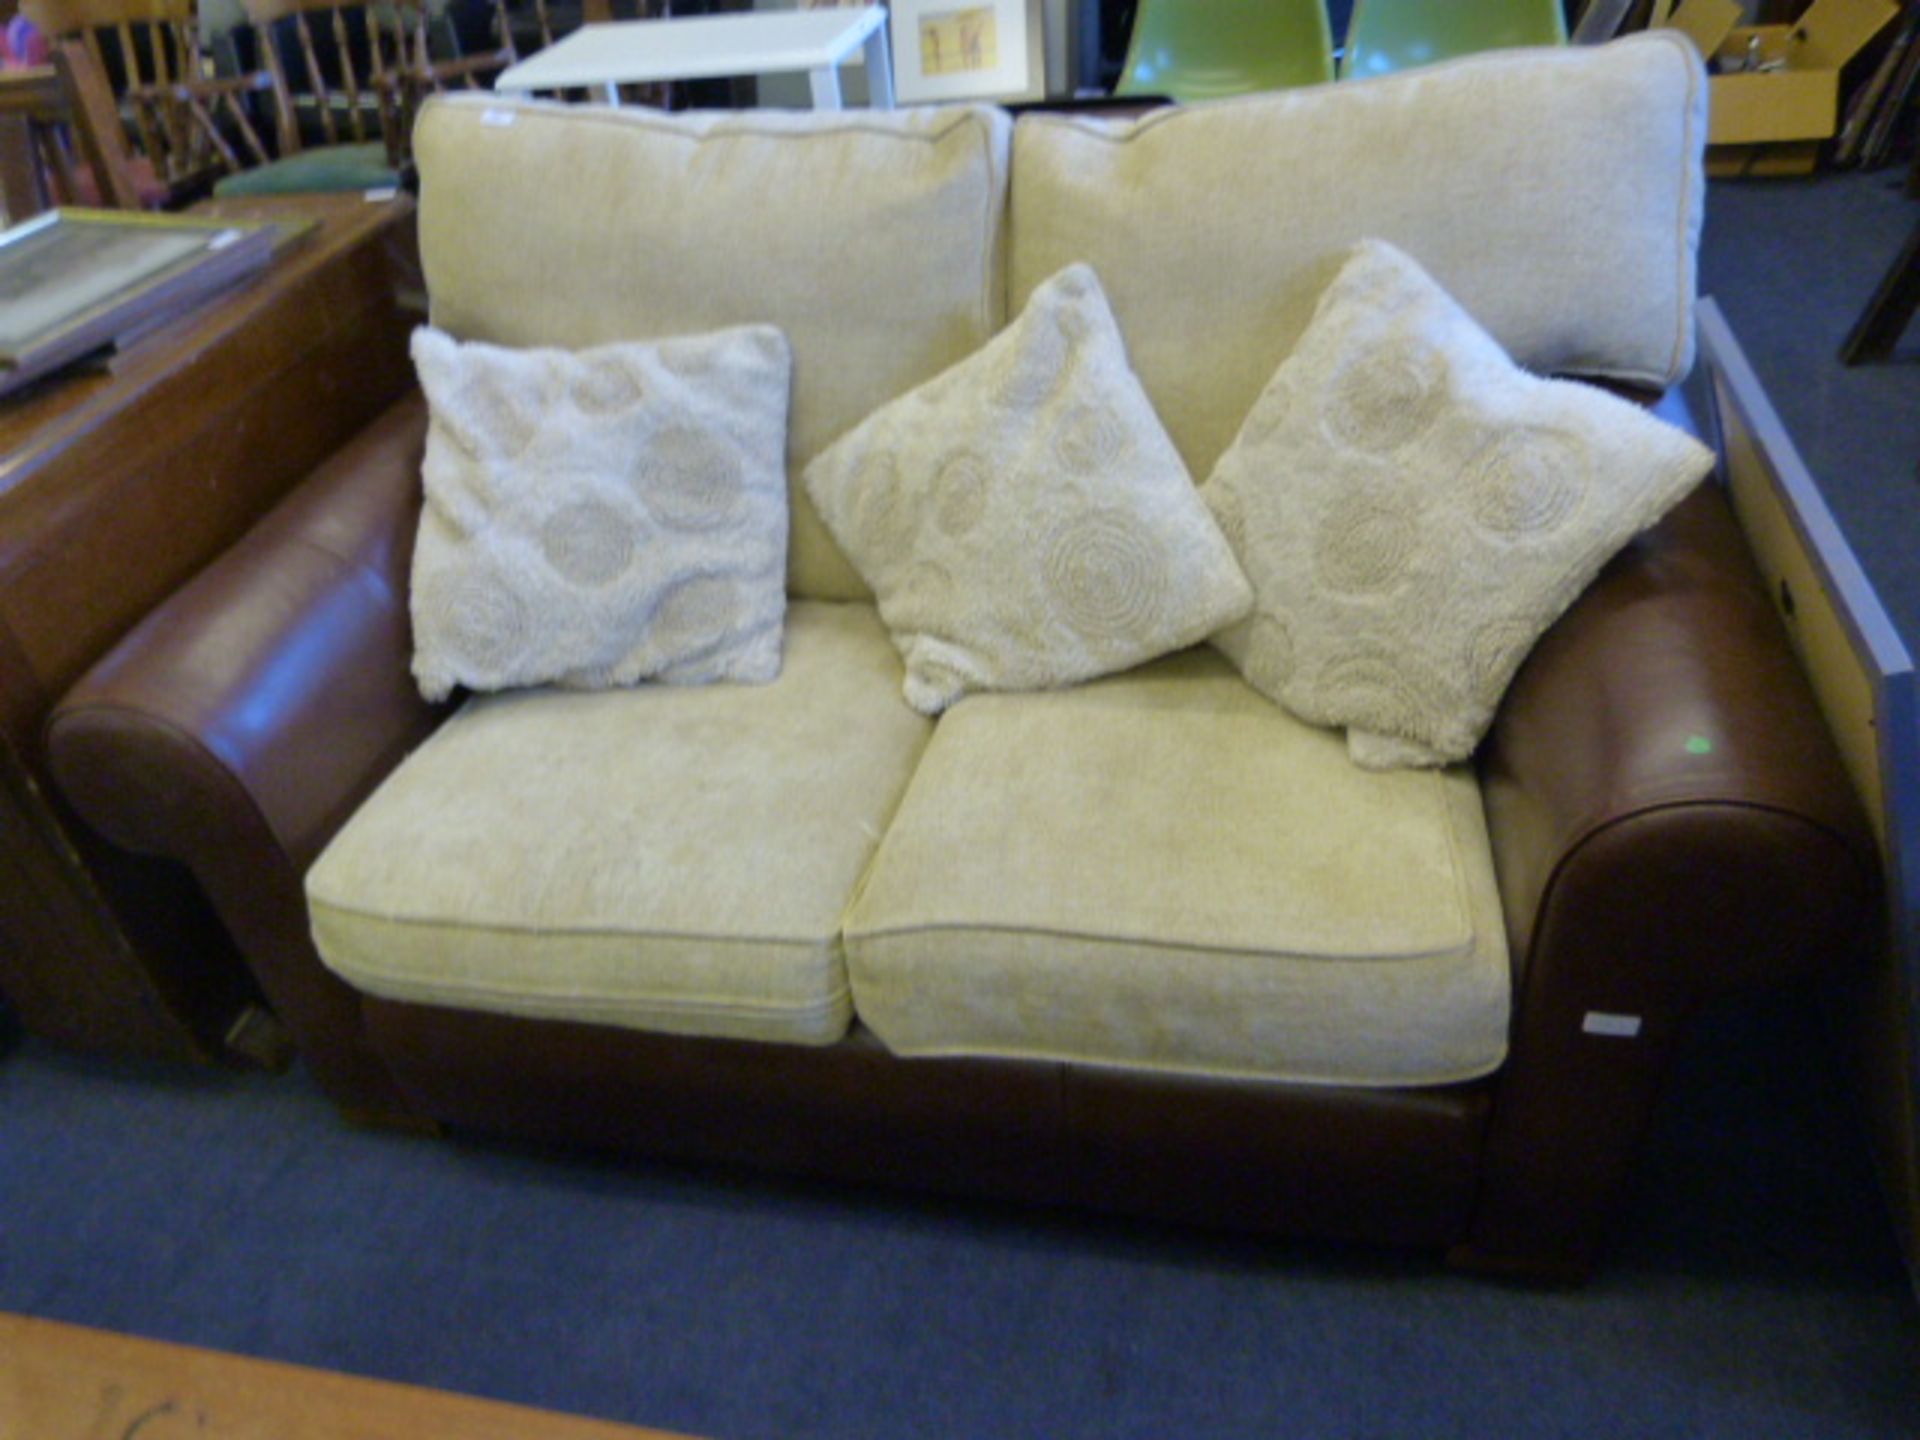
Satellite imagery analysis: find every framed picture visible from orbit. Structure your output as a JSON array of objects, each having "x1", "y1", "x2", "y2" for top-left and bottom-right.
[
  {"x1": 0, "y1": 208, "x2": 283, "y2": 399},
  {"x1": 889, "y1": 0, "x2": 1044, "y2": 104}
]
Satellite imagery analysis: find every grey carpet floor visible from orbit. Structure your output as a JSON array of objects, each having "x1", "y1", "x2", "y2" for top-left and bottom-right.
[
  {"x1": 2, "y1": 986, "x2": 1916, "y2": 1438},
  {"x1": 2, "y1": 171, "x2": 1919, "y2": 1439}
]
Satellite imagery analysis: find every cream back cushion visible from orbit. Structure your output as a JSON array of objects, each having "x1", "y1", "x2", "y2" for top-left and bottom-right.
[
  {"x1": 414, "y1": 96, "x2": 1012, "y2": 601},
  {"x1": 1010, "y1": 33, "x2": 1707, "y2": 484}
]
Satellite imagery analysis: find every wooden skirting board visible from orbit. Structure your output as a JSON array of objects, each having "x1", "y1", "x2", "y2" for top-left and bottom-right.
[{"x1": 0, "y1": 1312, "x2": 699, "y2": 1440}]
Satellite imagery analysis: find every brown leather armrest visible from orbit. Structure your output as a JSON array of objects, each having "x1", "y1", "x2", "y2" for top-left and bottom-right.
[
  {"x1": 46, "y1": 393, "x2": 443, "y2": 1114},
  {"x1": 1482, "y1": 481, "x2": 1874, "y2": 991},
  {"x1": 1460, "y1": 481, "x2": 1877, "y2": 1277}
]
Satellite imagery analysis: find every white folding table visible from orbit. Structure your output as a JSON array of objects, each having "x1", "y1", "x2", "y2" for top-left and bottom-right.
[{"x1": 493, "y1": 5, "x2": 894, "y2": 109}]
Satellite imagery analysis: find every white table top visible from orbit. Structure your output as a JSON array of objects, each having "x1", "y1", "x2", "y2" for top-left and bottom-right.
[{"x1": 495, "y1": 6, "x2": 888, "y2": 92}]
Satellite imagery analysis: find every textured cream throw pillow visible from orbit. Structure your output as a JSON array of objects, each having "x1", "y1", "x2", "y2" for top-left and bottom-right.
[
  {"x1": 409, "y1": 325, "x2": 791, "y2": 702},
  {"x1": 1202, "y1": 240, "x2": 1712, "y2": 769},
  {"x1": 804, "y1": 264, "x2": 1251, "y2": 715}
]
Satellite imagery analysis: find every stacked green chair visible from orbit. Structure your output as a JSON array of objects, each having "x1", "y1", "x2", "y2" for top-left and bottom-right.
[
  {"x1": 1340, "y1": 0, "x2": 1566, "y2": 80},
  {"x1": 1114, "y1": 0, "x2": 1334, "y2": 103}
]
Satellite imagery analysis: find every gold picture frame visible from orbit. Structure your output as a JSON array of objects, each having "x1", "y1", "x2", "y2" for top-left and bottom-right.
[
  {"x1": 0, "y1": 208, "x2": 284, "y2": 398},
  {"x1": 889, "y1": 0, "x2": 1044, "y2": 104}
]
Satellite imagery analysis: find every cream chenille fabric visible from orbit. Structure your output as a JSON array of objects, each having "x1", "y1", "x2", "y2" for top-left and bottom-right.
[
  {"x1": 844, "y1": 648, "x2": 1510, "y2": 1087},
  {"x1": 307, "y1": 603, "x2": 930, "y2": 1046},
  {"x1": 1010, "y1": 32, "x2": 1705, "y2": 485},
  {"x1": 407, "y1": 324, "x2": 792, "y2": 702},
  {"x1": 412, "y1": 97, "x2": 1011, "y2": 602},
  {"x1": 1202, "y1": 239, "x2": 1712, "y2": 769},
  {"x1": 804, "y1": 263, "x2": 1251, "y2": 715}
]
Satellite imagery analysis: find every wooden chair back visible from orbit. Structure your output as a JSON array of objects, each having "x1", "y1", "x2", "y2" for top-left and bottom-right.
[
  {"x1": 19, "y1": 0, "x2": 271, "y2": 197},
  {"x1": 0, "y1": 40, "x2": 143, "y2": 216},
  {"x1": 235, "y1": 0, "x2": 592, "y2": 173},
  {"x1": 404, "y1": 0, "x2": 627, "y2": 130},
  {"x1": 23, "y1": 0, "x2": 202, "y2": 94},
  {"x1": 236, "y1": 0, "x2": 409, "y2": 161},
  {"x1": 405, "y1": 0, "x2": 519, "y2": 106}
]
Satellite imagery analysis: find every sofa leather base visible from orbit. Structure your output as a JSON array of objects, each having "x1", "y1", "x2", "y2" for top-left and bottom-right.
[{"x1": 362, "y1": 999, "x2": 1490, "y2": 1250}]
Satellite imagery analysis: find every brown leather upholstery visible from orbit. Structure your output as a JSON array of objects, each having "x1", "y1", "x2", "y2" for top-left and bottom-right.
[
  {"x1": 364, "y1": 1004, "x2": 1490, "y2": 1248},
  {"x1": 1483, "y1": 487, "x2": 1872, "y2": 982},
  {"x1": 1457, "y1": 486, "x2": 1876, "y2": 1276},
  {"x1": 1061, "y1": 1064, "x2": 1486, "y2": 1244},
  {"x1": 48, "y1": 394, "x2": 442, "y2": 1113},
  {"x1": 44, "y1": 402, "x2": 1877, "y2": 1275},
  {"x1": 365, "y1": 1008, "x2": 1077, "y2": 1205}
]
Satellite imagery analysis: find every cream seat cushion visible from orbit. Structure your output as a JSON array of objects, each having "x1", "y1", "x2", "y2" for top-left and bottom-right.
[
  {"x1": 413, "y1": 96, "x2": 1011, "y2": 602},
  {"x1": 844, "y1": 649, "x2": 1510, "y2": 1086},
  {"x1": 1010, "y1": 32, "x2": 1706, "y2": 486},
  {"x1": 307, "y1": 602, "x2": 930, "y2": 1045}
]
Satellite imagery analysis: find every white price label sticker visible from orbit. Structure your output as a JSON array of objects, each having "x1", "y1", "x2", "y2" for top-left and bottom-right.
[
  {"x1": 1582, "y1": 1012, "x2": 1643, "y2": 1039},
  {"x1": 482, "y1": 108, "x2": 518, "y2": 127}
]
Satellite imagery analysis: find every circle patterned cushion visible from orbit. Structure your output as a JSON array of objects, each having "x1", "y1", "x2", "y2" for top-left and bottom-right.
[{"x1": 1200, "y1": 239, "x2": 1713, "y2": 769}]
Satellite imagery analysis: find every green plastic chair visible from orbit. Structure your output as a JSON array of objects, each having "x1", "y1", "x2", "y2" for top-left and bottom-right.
[
  {"x1": 1114, "y1": 0, "x2": 1334, "y2": 103},
  {"x1": 1340, "y1": 0, "x2": 1566, "y2": 80}
]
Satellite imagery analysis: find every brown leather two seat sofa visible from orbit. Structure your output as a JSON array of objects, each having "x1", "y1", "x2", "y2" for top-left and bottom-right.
[{"x1": 43, "y1": 35, "x2": 1877, "y2": 1280}]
